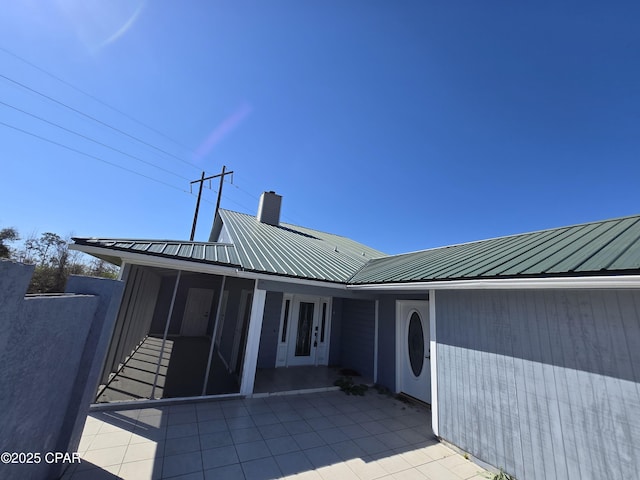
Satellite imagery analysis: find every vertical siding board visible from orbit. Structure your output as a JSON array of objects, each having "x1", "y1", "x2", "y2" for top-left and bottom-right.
[
  {"x1": 512, "y1": 290, "x2": 537, "y2": 480},
  {"x1": 467, "y1": 294, "x2": 480, "y2": 458},
  {"x1": 545, "y1": 290, "x2": 579, "y2": 479},
  {"x1": 522, "y1": 291, "x2": 547, "y2": 479},
  {"x1": 537, "y1": 291, "x2": 566, "y2": 480},
  {"x1": 563, "y1": 291, "x2": 599, "y2": 478},
  {"x1": 454, "y1": 292, "x2": 467, "y2": 450},
  {"x1": 542, "y1": 291, "x2": 579, "y2": 478},
  {"x1": 494, "y1": 292, "x2": 517, "y2": 474},
  {"x1": 476, "y1": 291, "x2": 499, "y2": 464},
  {"x1": 436, "y1": 294, "x2": 449, "y2": 438},
  {"x1": 617, "y1": 291, "x2": 640, "y2": 473},
  {"x1": 453, "y1": 292, "x2": 465, "y2": 450},
  {"x1": 435, "y1": 289, "x2": 640, "y2": 480},
  {"x1": 375, "y1": 297, "x2": 392, "y2": 389},
  {"x1": 256, "y1": 291, "x2": 283, "y2": 369},
  {"x1": 340, "y1": 299, "x2": 375, "y2": 379},
  {"x1": 593, "y1": 292, "x2": 629, "y2": 477},
  {"x1": 503, "y1": 291, "x2": 524, "y2": 476},
  {"x1": 476, "y1": 291, "x2": 493, "y2": 460},
  {"x1": 438, "y1": 292, "x2": 455, "y2": 442},
  {"x1": 573, "y1": 291, "x2": 607, "y2": 478}
]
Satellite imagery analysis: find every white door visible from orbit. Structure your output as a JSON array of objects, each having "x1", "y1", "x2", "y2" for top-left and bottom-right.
[
  {"x1": 396, "y1": 300, "x2": 431, "y2": 403},
  {"x1": 287, "y1": 296, "x2": 320, "y2": 367},
  {"x1": 181, "y1": 288, "x2": 214, "y2": 336},
  {"x1": 276, "y1": 295, "x2": 331, "y2": 368}
]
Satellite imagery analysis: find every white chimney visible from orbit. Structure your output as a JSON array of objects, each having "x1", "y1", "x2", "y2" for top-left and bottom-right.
[{"x1": 257, "y1": 191, "x2": 282, "y2": 226}]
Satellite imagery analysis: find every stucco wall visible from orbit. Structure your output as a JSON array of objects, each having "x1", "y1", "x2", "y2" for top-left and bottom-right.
[
  {"x1": 0, "y1": 260, "x2": 122, "y2": 480},
  {"x1": 436, "y1": 289, "x2": 640, "y2": 480}
]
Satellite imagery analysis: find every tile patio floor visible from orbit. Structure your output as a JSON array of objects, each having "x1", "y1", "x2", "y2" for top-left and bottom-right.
[{"x1": 61, "y1": 390, "x2": 491, "y2": 480}]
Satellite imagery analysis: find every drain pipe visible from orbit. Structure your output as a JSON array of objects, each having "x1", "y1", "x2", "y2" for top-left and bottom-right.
[{"x1": 151, "y1": 270, "x2": 182, "y2": 399}]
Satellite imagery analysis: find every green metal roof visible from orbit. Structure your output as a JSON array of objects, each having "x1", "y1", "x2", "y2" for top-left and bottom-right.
[
  {"x1": 72, "y1": 212, "x2": 640, "y2": 285},
  {"x1": 216, "y1": 209, "x2": 386, "y2": 282},
  {"x1": 71, "y1": 238, "x2": 241, "y2": 267},
  {"x1": 349, "y1": 214, "x2": 640, "y2": 284}
]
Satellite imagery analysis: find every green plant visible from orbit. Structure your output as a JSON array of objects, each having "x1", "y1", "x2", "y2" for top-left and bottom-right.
[
  {"x1": 492, "y1": 468, "x2": 516, "y2": 480},
  {"x1": 463, "y1": 452, "x2": 469, "y2": 460},
  {"x1": 334, "y1": 376, "x2": 368, "y2": 396}
]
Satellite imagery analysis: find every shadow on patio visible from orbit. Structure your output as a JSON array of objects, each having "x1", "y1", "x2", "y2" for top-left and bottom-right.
[
  {"x1": 63, "y1": 391, "x2": 489, "y2": 480},
  {"x1": 96, "y1": 335, "x2": 239, "y2": 403}
]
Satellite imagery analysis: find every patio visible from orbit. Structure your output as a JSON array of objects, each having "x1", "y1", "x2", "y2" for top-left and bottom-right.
[{"x1": 61, "y1": 390, "x2": 490, "y2": 480}]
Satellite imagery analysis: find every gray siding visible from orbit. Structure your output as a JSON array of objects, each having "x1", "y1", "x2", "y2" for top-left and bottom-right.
[
  {"x1": 339, "y1": 298, "x2": 376, "y2": 379},
  {"x1": 436, "y1": 289, "x2": 640, "y2": 480},
  {"x1": 329, "y1": 298, "x2": 342, "y2": 365},
  {"x1": 102, "y1": 265, "x2": 161, "y2": 383},
  {"x1": 257, "y1": 291, "x2": 283, "y2": 368}
]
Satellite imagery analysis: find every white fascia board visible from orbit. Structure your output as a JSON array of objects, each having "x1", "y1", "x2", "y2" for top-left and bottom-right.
[
  {"x1": 347, "y1": 275, "x2": 640, "y2": 291},
  {"x1": 71, "y1": 244, "x2": 349, "y2": 290}
]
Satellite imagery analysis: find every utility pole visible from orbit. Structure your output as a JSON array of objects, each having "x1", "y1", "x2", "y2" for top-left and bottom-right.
[{"x1": 189, "y1": 165, "x2": 234, "y2": 241}]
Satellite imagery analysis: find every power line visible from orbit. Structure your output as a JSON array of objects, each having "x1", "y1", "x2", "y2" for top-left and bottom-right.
[
  {"x1": 0, "y1": 100, "x2": 191, "y2": 181},
  {"x1": 0, "y1": 73, "x2": 200, "y2": 171},
  {"x1": 0, "y1": 120, "x2": 192, "y2": 195},
  {"x1": 0, "y1": 46, "x2": 200, "y2": 161}
]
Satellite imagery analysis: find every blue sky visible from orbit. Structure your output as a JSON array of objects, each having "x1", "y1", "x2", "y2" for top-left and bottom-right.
[{"x1": 1, "y1": 1, "x2": 639, "y2": 255}]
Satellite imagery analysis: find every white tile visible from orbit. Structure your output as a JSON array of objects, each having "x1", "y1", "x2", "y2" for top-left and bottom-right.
[
  {"x1": 122, "y1": 441, "x2": 161, "y2": 463},
  {"x1": 81, "y1": 445, "x2": 127, "y2": 469},
  {"x1": 345, "y1": 457, "x2": 388, "y2": 480},
  {"x1": 88, "y1": 431, "x2": 132, "y2": 450},
  {"x1": 376, "y1": 453, "x2": 413, "y2": 475}
]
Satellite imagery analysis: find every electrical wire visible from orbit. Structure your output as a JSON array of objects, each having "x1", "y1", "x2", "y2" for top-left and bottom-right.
[
  {"x1": 0, "y1": 46, "x2": 200, "y2": 163},
  {"x1": 0, "y1": 51, "x2": 262, "y2": 215},
  {"x1": 0, "y1": 120, "x2": 194, "y2": 195},
  {"x1": 0, "y1": 73, "x2": 199, "y2": 171},
  {"x1": 0, "y1": 100, "x2": 191, "y2": 181}
]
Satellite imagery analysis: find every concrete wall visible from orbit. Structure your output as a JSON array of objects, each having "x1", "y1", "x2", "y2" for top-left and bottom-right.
[
  {"x1": 339, "y1": 298, "x2": 376, "y2": 379},
  {"x1": 0, "y1": 260, "x2": 122, "y2": 480},
  {"x1": 436, "y1": 289, "x2": 640, "y2": 480},
  {"x1": 257, "y1": 291, "x2": 283, "y2": 368}
]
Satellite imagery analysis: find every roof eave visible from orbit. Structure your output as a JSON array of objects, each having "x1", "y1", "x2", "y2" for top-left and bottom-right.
[{"x1": 347, "y1": 273, "x2": 640, "y2": 291}]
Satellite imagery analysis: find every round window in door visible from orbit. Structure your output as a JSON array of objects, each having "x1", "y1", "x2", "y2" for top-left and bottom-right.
[{"x1": 408, "y1": 311, "x2": 424, "y2": 377}]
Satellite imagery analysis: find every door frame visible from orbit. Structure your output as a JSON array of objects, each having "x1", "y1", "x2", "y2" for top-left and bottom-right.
[
  {"x1": 275, "y1": 294, "x2": 332, "y2": 367},
  {"x1": 180, "y1": 287, "x2": 214, "y2": 336},
  {"x1": 395, "y1": 300, "x2": 431, "y2": 403}
]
